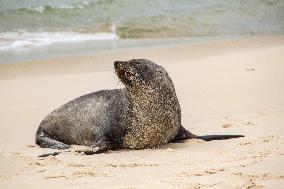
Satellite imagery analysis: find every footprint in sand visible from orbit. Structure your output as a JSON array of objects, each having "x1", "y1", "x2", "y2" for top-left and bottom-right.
[
  {"x1": 222, "y1": 121, "x2": 257, "y2": 129},
  {"x1": 44, "y1": 175, "x2": 67, "y2": 179},
  {"x1": 243, "y1": 121, "x2": 257, "y2": 126},
  {"x1": 44, "y1": 171, "x2": 109, "y2": 179},
  {"x1": 179, "y1": 168, "x2": 225, "y2": 177},
  {"x1": 258, "y1": 135, "x2": 279, "y2": 143},
  {"x1": 246, "y1": 68, "x2": 256, "y2": 71},
  {"x1": 105, "y1": 163, "x2": 159, "y2": 168}
]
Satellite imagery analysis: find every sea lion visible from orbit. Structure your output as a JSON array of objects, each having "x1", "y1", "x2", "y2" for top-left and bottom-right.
[{"x1": 35, "y1": 59, "x2": 243, "y2": 156}]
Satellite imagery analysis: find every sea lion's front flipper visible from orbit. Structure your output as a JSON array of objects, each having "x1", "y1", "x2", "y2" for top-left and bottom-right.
[{"x1": 89, "y1": 135, "x2": 116, "y2": 153}]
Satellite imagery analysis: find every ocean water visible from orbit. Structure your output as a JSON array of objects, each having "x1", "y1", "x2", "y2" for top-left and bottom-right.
[{"x1": 0, "y1": 0, "x2": 283, "y2": 63}]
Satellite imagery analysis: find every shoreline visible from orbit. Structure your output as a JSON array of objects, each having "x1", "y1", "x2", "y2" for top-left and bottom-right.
[{"x1": 0, "y1": 35, "x2": 283, "y2": 80}]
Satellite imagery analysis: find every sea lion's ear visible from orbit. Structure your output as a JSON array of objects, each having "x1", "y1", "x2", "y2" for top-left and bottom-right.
[
  {"x1": 135, "y1": 66, "x2": 154, "y2": 83},
  {"x1": 156, "y1": 70, "x2": 164, "y2": 75}
]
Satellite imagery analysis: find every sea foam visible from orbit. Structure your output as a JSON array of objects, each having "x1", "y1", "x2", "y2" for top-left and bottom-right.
[{"x1": 0, "y1": 31, "x2": 119, "y2": 51}]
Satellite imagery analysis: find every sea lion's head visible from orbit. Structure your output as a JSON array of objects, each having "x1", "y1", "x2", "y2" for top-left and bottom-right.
[
  {"x1": 114, "y1": 59, "x2": 173, "y2": 90},
  {"x1": 114, "y1": 59, "x2": 180, "y2": 149}
]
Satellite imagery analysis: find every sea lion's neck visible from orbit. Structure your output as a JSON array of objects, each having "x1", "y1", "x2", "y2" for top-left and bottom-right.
[{"x1": 127, "y1": 85, "x2": 165, "y2": 109}]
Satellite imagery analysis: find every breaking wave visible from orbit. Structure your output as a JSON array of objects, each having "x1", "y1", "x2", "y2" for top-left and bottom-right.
[{"x1": 0, "y1": 31, "x2": 118, "y2": 50}]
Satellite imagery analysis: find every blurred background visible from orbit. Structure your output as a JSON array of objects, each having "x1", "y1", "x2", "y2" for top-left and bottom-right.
[{"x1": 0, "y1": 0, "x2": 283, "y2": 63}]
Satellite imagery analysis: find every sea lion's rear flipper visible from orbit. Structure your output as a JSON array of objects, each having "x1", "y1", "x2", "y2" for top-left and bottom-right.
[
  {"x1": 171, "y1": 126, "x2": 244, "y2": 142},
  {"x1": 35, "y1": 132, "x2": 70, "y2": 150},
  {"x1": 171, "y1": 126, "x2": 198, "y2": 143},
  {"x1": 195, "y1": 134, "x2": 244, "y2": 141}
]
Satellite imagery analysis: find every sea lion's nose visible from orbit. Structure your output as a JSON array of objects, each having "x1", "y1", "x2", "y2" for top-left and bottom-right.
[
  {"x1": 114, "y1": 61, "x2": 126, "y2": 69},
  {"x1": 114, "y1": 61, "x2": 127, "y2": 69}
]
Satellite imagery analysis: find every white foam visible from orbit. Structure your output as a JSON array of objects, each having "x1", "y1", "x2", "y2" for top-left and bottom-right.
[
  {"x1": 30, "y1": 6, "x2": 45, "y2": 13},
  {"x1": 0, "y1": 31, "x2": 119, "y2": 51},
  {"x1": 26, "y1": 1, "x2": 90, "y2": 13}
]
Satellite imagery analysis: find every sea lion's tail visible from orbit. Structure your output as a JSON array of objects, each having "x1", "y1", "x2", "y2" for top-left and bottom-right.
[{"x1": 195, "y1": 135, "x2": 244, "y2": 141}]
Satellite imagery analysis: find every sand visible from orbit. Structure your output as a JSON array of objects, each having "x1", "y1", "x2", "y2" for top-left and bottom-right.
[{"x1": 0, "y1": 36, "x2": 283, "y2": 189}]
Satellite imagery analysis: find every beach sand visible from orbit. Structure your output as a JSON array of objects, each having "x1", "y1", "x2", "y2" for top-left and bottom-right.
[{"x1": 0, "y1": 36, "x2": 283, "y2": 188}]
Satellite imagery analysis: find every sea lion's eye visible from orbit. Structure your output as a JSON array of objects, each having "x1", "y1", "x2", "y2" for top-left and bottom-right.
[{"x1": 157, "y1": 70, "x2": 164, "y2": 74}]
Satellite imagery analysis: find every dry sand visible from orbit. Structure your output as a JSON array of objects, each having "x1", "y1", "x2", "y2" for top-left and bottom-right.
[{"x1": 0, "y1": 36, "x2": 283, "y2": 188}]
